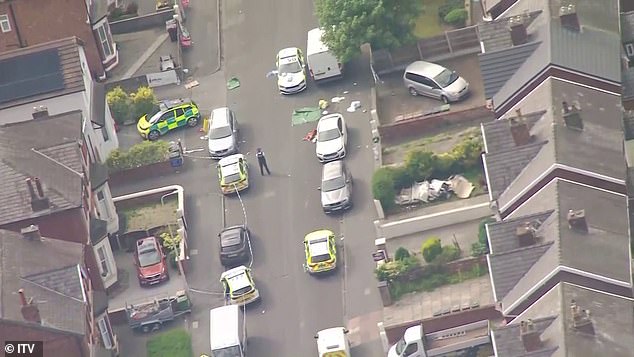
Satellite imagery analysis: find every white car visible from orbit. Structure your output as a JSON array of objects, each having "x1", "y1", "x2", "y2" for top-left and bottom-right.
[
  {"x1": 220, "y1": 265, "x2": 260, "y2": 306},
  {"x1": 276, "y1": 47, "x2": 307, "y2": 95},
  {"x1": 315, "y1": 113, "x2": 347, "y2": 163}
]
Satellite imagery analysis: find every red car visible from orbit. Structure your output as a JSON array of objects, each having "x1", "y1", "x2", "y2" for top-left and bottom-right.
[{"x1": 134, "y1": 237, "x2": 169, "y2": 286}]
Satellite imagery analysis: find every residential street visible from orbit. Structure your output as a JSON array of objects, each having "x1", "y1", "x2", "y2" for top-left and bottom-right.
[{"x1": 113, "y1": 0, "x2": 384, "y2": 355}]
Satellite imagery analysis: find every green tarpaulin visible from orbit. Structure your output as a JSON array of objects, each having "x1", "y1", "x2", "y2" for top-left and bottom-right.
[
  {"x1": 291, "y1": 107, "x2": 321, "y2": 126},
  {"x1": 227, "y1": 77, "x2": 240, "y2": 90}
]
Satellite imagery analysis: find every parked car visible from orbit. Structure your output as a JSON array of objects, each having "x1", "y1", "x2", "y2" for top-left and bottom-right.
[
  {"x1": 315, "y1": 113, "x2": 347, "y2": 163},
  {"x1": 220, "y1": 266, "x2": 260, "y2": 306},
  {"x1": 134, "y1": 237, "x2": 169, "y2": 286},
  {"x1": 218, "y1": 225, "x2": 251, "y2": 267},
  {"x1": 319, "y1": 160, "x2": 352, "y2": 213},
  {"x1": 303, "y1": 230, "x2": 337, "y2": 274},
  {"x1": 276, "y1": 47, "x2": 307, "y2": 94},
  {"x1": 137, "y1": 98, "x2": 201, "y2": 141},
  {"x1": 403, "y1": 61, "x2": 469, "y2": 103},
  {"x1": 217, "y1": 154, "x2": 249, "y2": 194},
  {"x1": 208, "y1": 107, "x2": 239, "y2": 159}
]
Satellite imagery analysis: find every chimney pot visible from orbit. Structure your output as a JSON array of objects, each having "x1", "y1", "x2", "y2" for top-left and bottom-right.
[
  {"x1": 516, "y1": 222, "x2": 537, "y2": 247},
  {"x1": 29, "y1": 178, "x2": 50, "y2": 212},
  {"x1": 562, "y1": 103, "x2": 583, "y2": 131},
  {"x1": 34, "y1": 177, "x2": 44, "y2": 198},
  {"x1": 32, "y1": 106, "x2": 49, "y2": 120},
  {"x1": 567, "y1": 209, "x2": 588, "y2": 233},
  {"x1": 509, "y1": 110, "x2": 532, "y2": 146},
  {"x1": 20, "y1": 225, "x2": 41, "y2": 241},
  {"x1": 559, "y1": 4, "x2": 580, "y2": 32},
  {"x1": 25, "y1": 178, "x2": 36, "y2": 199},
  {"x1": 509, "y1": 16, "x2": 528, "y2": 46},
  {"x1": 18, "y1": 289, "x2": 27, "y2": 306},
  {"x1": 18, "y1": 289, "x2": 41, "y2": 324},
  {"x1": 520, "y1": 319, "x2": 542, "y2": 352}
]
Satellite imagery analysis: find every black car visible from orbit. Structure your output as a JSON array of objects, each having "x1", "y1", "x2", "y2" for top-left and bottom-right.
[{"x1": 219, "y1": 225, "x2": 251, "y2": 267}]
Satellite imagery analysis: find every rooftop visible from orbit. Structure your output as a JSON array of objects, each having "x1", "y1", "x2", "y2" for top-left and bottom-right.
[
  {"x1": 622, "y1": 11, "x2": 634, "y2": 102},
  {"x1": 0, "y1": 229, "x2": 86, "y2": 335},
  {"x1": 492, "y1": 283, "x2": 634, "y2": 357},
  {"x1": 487, "y1": 179, "x2": 631, "y2": 309},
  {"x1": 481, "y1": 78, "x2": 624, "y2": 208},
  {"x1": 477, "y1": 0, "x2": 621, "y2": 111},
  {"x1": 0, "y1": 37, "x2": 85, "y2": 111},
  {"x1": 0, "y1": 111, "x2": 85, "y2": 226}
]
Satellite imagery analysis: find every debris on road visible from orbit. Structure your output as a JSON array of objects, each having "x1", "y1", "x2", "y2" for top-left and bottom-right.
[
  {"x1": 184, "y1": 80, "x2": 199, "y2": 89},
  {"x1": 395, "y1": 175, "x2": 474, "y2": 206},
  {"x1": 319, "y1": 99, "x2": 329, "y2": 109},
  {"x1": 265, "y1": 70, "x2": 278, "y2": 78},
  {"x1": 303, "y1": 129, "x2": 317, "y2": 142},
  {"x1": 227, "y1": 77, "x2": 241, "y2": 90},
  {"x1": 331, "y1": 96, "x2": 345, "y2": 103},
  {"x1": 343, "y1": 91, "x2": 349, "y2": 94},
  {"x1": 346, "y1": 101, "x2": 361, "y2": 112},
  {"x1": 291, "y1": 107, "x2": 321, "y2": 126}
]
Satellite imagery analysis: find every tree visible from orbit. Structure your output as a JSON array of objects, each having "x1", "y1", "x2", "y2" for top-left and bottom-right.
[
  {"x1": 315, "y1": 0, "x2": 422, "y2": 63},
  {"x1": 372, "y1": 167, "x2": 397, "y2": 211},
  {"x1": 421, "y1": 237, "x2": 442, "y2": 263},
  {"x1": 130, "y1": 86, "x2": 157, "y2": 121},
  {"x1": 106, "y1": 86, "x2": 130, "y2": 124}
]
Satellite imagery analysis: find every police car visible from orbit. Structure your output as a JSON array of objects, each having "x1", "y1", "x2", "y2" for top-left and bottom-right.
[
  {"x1": 137, "y1": 99, "x2": 201, "y2": 141},
  {"x1": 217, "y1": 154, "x2": 249, "y2": 194},
  {"x1": 303, "y1": 230, "x2": 337, "y2": 274},
  {"x1": 220, "y1": 265, "x2": 260, "y2": 306},
  {"x1": 276, "y1": 47, "x2": 307, "y2": 95}
]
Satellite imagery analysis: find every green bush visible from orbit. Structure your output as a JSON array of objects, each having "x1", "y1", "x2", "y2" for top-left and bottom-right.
[
  {"x1": 372, "y1": 167, "x2": 398, "y2": 211},
  {"x1": 444, "y1": 8, "x2": 468, "y2": 27},
  {"x1": 405, "y1": 150, "x2": 436, "y2": 183},
  {"x1": 106, "y1": 86, "x2": 130, "y2": 124},
  {"x1": 130, "y1": 86, "x2": 157, "y2": 122},
  {"x1": 106, "y1": 141, "x2": 170, "y2": 172},
  {"x1": 421, "y1": 237, "x2": 442, "y2": 263},
  {"x1": 471, "y1": 217, "x2": 495, "y2": 256},
  {"x1": 438, "y1": 0, "x2": 464, "y2": 20},
  {"x1": 394, "y1": 247, "x2": 411, "y2": 261},
  {"x1": 147, "y1": 328, "x2": 192, "y2": 357},
  {"x1": 375, "y1": 255, "x2": 420, "y2": 282},
  {"x1": 435, "y1": 245, "x2": 461, "y2": 264}
]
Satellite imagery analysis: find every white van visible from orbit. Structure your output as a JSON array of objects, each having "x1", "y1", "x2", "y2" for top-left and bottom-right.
[
  {"x1": 209, "y1": 305, "x2": 246, "y2": 356},
  {"x1": 306, "y1": 28, "x2": 343, "y2": 82}
]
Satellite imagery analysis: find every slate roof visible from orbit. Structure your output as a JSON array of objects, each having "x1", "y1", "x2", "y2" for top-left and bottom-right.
[
  {"x1": 479, "y1": 42, "x2": 540, "y2": 98},
  {"x1": 623, "y1": 11, "x2": 634, "y2": 43},
  {"x1": 0, "y1": 111, "x2": 84, "y2": 226},
  {"x1": 477, "y1": 0, "x2": 622, "y2": 112},
  {"x1": 88, "y1": 0, "x2": 110, "y2": 23},
  {"x1": 482, "y1": 79, "x2": 625, "y2": 210},
  {"x1": 487, "y1": 210, "x2": 554, "y2": 254},
  {"x1": 0, "y1": 37, "x2": 85, "y2": 111},
  {"x1": 493, "y1": 283, "x2": 634, "y2": 357},
  {"x1": 0, "y1": 229, "x2": 86, "y2": 335},
  {"x1": 489, "y1": 179, "x2": 631, "y2": 310}
]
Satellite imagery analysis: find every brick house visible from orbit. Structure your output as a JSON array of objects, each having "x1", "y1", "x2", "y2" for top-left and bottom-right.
[
  {"x1": 0, "y1": 0, "x2": 118, "y2": 78},
  {"x1": 0, "y1": 228, "x2": 118, "y2": 356}
]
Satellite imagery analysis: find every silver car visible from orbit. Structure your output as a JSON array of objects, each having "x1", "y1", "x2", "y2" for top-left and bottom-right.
[
  {"x1": 208, "y1": 107, "x2": 239, "y2": 159},
  {"x1": 315, "y1": 113, "x2": 347, "y2": 163},
  {"x1": 319, "y1": 160, "x2": 352, "y2": 213},
  {"x1": 403, "y1": 61, "x2": 469, "y2": 103}
]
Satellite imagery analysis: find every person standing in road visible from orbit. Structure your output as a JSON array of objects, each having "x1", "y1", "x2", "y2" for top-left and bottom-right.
[{"x1": 256, "y1": 148, "x2": 271, "y2": 176}]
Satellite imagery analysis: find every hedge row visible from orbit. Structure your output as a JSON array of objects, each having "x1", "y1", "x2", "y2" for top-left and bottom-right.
[
  {"x1": 106, "y1": 141, "x2": 170, "y2": 173},
  {"x1": 107, "y1": 86, "x2": 157, "y2": 124}
]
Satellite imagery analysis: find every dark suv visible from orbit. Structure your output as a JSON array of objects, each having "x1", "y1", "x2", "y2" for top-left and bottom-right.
[{"x1": 219, "y1": 225, "x2": 251, "y2": 267}]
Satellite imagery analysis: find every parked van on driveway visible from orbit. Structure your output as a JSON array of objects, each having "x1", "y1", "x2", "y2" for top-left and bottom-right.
[
  {"x1": 403, "y1": 61, "x2": 469, "y2": 103},
  {"x1": 306, "y1": 28, "x2": 343, "y2": 82}
]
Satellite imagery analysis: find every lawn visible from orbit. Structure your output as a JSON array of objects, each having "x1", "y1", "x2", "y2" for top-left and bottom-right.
[
  {"x1": 413, "y1": 0, "x2": 446, "y2": 38},
  {"x1": 147, "y1": 328, "x2": 192, "y2": 357}
]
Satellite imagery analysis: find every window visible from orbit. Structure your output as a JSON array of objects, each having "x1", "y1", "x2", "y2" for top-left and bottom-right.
[
  {"x1": 97, "y1": 189, "x2": 111, "y2": 219},
  {"x1": 98, "y1": 317, "x2": 113, "y2": 349},
  {"x1": 159, "y1": 111, "x2": 175, "y2": 122},
  {"x1": 101, "y1": 126, "x2": 109, "y2": 142},
  {"x1": 404, "y1": 343, "x2": 418, "y2": 356},
  {"x1": 96, "y1": 25, "x2": 113, "y2": 58},
  {"x1": 97, "y1": 246, "x2": 110, "y2": 277},
  {"x1": 0, "y1": 15, "x2": 10, "y2": 33},
  {"x1": 174, "y1": 108, "x2": 185, "y2": 117}
]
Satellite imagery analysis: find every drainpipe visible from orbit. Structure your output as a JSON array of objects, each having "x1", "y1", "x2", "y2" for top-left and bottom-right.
[{"x1": 8, "y1": 3, "x2": 25, "y2": 48}]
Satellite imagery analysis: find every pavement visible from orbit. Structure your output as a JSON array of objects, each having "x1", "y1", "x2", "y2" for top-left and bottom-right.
[{"x1": 376, "y1": 54, "x2": 486, "y2": 125}]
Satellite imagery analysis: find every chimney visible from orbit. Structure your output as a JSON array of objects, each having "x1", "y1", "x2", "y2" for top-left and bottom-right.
[
  {"x1": 32, "y1": 106, "x2": 49, "y2": 120},
  {"x1": 570, "y1": 300, "x2": 595, "y2": 335},
  {"x1": 509, "y1": 109, "x2": 532, "y2": 146},
  {"x1": 516, "y1": 222, "x2": 537, "y2": 247},
  {"x1": 18, "y1": 289, "x2": 41, "y2": 324},
  {"x1": 29, "y1": 177, "x2": 50, "y2": 212},
  {"x1": 559, "y1": 4, "x2": 580, "y2": 32},
  {"x1": 20, "y1": 225, "x2": 41, "y2": 241},
  {"x1": 520, "y1": 320, "x2": 542, "y2": 352},
  {"x1": 562, "y1": 101, "x2": 583, "y2": 131},
  {"x1": 567, "y1": 209, "x2": 588, "y2": 233},
  {"x1": 509, "y1": 16, "x2": 528, "y2": 46}
]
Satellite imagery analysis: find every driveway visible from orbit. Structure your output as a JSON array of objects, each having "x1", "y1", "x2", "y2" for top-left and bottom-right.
[{"x1": 376, "y1": 54, "x2": 486, "y2": 125}]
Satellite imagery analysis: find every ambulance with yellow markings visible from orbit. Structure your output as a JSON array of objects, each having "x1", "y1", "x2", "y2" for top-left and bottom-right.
[
  {"x1": 314, "y1": 327, "x2": 351, "y2": 357},
  {"x1": 303, "y1": 230, "x2": 337, "y2": 274},
  {"x1": 136, "y1": 98, "x2": 201, "y2": 141}
]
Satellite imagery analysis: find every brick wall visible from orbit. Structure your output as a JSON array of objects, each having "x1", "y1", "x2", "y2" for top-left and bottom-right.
[
  {"x1": 378, "y1": 106, "x2": 493, "y2": 144},
  {"x1": 109, "y1": 10, "x2": 174, "y2": 34},
  {"x1": 108, "y1": 160, "x2": 175, "y2": 187},
  {"x1": 0, "y1": 320, "x2": 88, "y2": 357},
  {"x1": 0, "y1": 0, "x2": 105, "y2": 76}
]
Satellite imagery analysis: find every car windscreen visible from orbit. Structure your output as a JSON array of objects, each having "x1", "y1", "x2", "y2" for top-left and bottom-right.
[
  {"x1": 211, "y1": 346, "x2": 242, "y2": 357},
  {"x1": 322, "y1": 176, "x2": 346, "y2": 192},
  {"x1": 138, "y1": 247, "x2": 161, "y2": 267},
  {"x1": 209, "y1": 125, "x2": 233, "y2": 140},
  {"x1": 221, "y1": 231, "x2": 243, "y2": 252},
  {"x1": 279, "y1": 60, "x2": 302, "y2": 74},
  {"x1": 433, "y1": 68, "x2": 459, "y2": 88},
  {"x1": 318, "y1": 128, "x2": 341, "y2": 142},
  {"x1": 311, "y1": 253, "x2": 331, "y2": 263},
  {"x1": 233, "y1": 285, "x2": 253, "y2": 295},
  {"x1": 223, "y1": 173, "x2": 242, "y2": 184}
]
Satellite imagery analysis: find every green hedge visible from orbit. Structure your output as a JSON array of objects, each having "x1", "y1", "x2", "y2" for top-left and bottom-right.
[
  {"x1": 106, "y1": 86, "x2": 157, "y2": 124},
  {"x1": 444, "y1": 8, "x2": 468, "y2": 27},
  {"x1": 438, "y1": 0, "x2": 465, "y2": 21},
  {"x1": 147, "y1": 328, "x2": 192, "y2": 357},
  {"x1": 471, "y1": 217, "x2": 495, "y2": 256},
  {"x1": 106, "y1": 141, "x2": 170, "y2": 173}
]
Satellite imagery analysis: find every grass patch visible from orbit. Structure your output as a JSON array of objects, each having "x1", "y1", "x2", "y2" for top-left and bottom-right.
[
  {"x1": 147, "y1": 328, "x2": 192, "y2": 357},
  {"x1": 389, "y1": 264, "x2": 488, "y2": 300},
  {"x1": 413, "y1": 0, "x2": 445, "y2": 38},
  {"x1": 118, "y1": 198, "x2": 179, "y2": 233}
]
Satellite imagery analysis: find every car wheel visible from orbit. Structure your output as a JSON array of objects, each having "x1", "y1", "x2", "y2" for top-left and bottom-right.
[
  {"x1": 441, "y1": 95, "x2": 449, "y2": 104},
  {"x1": 187, "y1": 116, "x2": 198, "y2": 127},
  {"x1": 148, "y1": 130, "x2": 160, "y2": 141},
  {"x1": 409, "y1": 87, "x2": 418, "y2": 96}
]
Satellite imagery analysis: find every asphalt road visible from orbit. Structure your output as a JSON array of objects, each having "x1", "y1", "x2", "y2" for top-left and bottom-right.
[{"x1": 181, "y1": 0, "x2": 221, "y2": 76}]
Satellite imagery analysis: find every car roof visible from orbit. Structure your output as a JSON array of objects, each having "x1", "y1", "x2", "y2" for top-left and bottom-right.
[
  {"x1": 317, "y1": 327, "x2": 348, "y2": 354},
  {"x1": 137, "y1": 237, "x2": 157, "y2": 252},
  {"x1": 308, "y1": 238, "x2": 330, "y2": 257},
  {"x1": 322, "y1": 160, "x2": 344, "y2": 181},
  {"x1": 210, "y1": 107, "x2": 231, "y2": 127},
  {"x1": 159, "y1": 98, "x2": 193, "y2": 110},
  {"x1": 219, "y1": 154, "x2": 244, "y2": 167},
  {"x1": 278, "y1": 47, "x2": 299, "y2": 58},
  {"x1": 318, "y1": 113, "x2": 342, "y2": 130},
  {"x1": 220, "y1": 226, "x2": 244, "y2": 245},
  {"x1": 405, "y1": 61, "x2": 446, "y2": 78}
]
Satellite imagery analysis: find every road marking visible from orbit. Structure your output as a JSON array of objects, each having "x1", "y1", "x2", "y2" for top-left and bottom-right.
[
  {"x1": 190, "y1": 249, "x2": 199, "y2": 256},
  {"x1": 192, "y1": 321, "x2": 199, "y2": 329}
]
